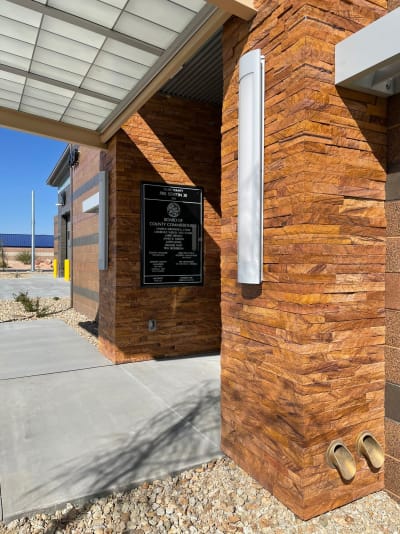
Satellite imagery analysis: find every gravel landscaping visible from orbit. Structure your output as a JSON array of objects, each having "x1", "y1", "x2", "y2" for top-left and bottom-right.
[
  {"x1": 1, "y1": 458, "x2": 400, "y2": 534},
  {"x1": 1, "y1": 296, "x2": 400, "y2": 533}
]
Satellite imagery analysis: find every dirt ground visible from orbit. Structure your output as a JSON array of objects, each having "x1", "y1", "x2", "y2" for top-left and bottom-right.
[{"x1": 0, "y1": 257, "x2": 53, "y2": 274}]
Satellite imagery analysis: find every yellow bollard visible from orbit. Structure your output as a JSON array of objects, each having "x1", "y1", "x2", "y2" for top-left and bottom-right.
[
  {"x1": 64, "y1": 259, "x2": 70, "y2": 281},
  {"x1": 53, "y1": 258, "x2": 58, "y2": 278}
]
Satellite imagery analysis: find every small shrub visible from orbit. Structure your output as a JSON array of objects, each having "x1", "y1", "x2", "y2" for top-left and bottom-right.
[
  {"x1": 14, "y1": 290, "x2": 30, "y2": 306},
  {"x1": 14, "y1": 291, "x2": 50, "y2": 317},
  {"x1": 16, "y1": 250, "x2": 31, "y2": 265},
  {"x1": 14, "y1": 291, "x2": 36, "y2": 312},
  {"x1": 36, "y1": 304, "x2": 50, "y2": 318},
  {"x1": 53, "y1": 296, "x2": 60, "y2": 301}
]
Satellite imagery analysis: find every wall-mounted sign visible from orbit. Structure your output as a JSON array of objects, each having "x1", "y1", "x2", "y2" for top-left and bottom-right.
[{"x1": 141, "y1": 182, "x2": 203, "y2": 286}]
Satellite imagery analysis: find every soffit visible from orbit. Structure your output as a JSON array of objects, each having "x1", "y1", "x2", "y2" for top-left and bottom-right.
[
  {"x1": 161, "y1": 29, "x2": 223, "y2": 105},
  {"x1": 0, "y1": 0, "x2": 238, "y2": 146}
]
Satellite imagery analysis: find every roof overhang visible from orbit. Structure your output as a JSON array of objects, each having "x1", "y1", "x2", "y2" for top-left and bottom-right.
[
  {"x1": 0, "y1": 0, "x2": 256, "y2": 148},
  {"x1": 46, "y1": 145, "x2": 70, "y2": 186},
  {"x1": 336, "y1": 7, "x2": 400, "y2": 97}
]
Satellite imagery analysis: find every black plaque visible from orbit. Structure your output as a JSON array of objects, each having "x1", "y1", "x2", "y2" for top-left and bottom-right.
[{"x1": 141, "y1": 182, "x2": 203, "y2": 286}]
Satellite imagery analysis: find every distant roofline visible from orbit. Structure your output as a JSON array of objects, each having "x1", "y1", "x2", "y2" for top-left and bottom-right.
[{"x1": 46, "y1": 145, "x2": 70, "y2": 188}]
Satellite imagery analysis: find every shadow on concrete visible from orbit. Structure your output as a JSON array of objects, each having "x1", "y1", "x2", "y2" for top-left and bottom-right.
[{"x1": 23, "y1": 380, "x2": 220, "y2": 530}]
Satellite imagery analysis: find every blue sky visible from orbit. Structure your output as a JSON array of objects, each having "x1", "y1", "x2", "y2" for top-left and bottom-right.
[{"x1": 0, "y1": 128, "x2": 67, "y2": 235}]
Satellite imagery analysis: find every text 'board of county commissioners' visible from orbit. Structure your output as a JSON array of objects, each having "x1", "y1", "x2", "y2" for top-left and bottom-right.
[{"x1": 141, "y1": 182, "x2": 203, "y2": 286}]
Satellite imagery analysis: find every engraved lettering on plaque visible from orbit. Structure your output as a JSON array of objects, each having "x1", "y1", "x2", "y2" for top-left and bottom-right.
[{"x1": 141, "y1": 183, "x2": 203, "y2": 286}]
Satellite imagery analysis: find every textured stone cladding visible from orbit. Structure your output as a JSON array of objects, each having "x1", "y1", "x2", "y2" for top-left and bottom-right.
[
  {"x1": 98, "y1": 93, "x2": 221, "y2": 363},
  {"x1": 385, "y1": 85, "x2": 400, "y2": 499},
  {"x1": 221, "y1": 0, "x2": 387, "y2": 520},
  {"x1": 72, "y1": 146, "x2": 102, "y2": 320}
]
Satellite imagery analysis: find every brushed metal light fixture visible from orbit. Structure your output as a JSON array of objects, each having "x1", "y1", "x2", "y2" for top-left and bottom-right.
[{"x1": 237, "y1": 48, "x2": 265, "y2": 284}]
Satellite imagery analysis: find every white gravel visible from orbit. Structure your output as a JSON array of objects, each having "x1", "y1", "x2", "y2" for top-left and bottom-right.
[{"x1": 1, "y1": 298, "x2": 400, "y2": 533}]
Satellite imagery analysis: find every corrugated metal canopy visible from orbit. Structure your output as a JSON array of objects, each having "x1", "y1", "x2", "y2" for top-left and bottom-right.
[{"x1": 161, "y1": 30, "x2": 222, "y2": 105}]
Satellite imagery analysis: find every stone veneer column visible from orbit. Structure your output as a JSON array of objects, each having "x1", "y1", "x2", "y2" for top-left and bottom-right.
[{"x1": 221, "y1": 0, "x2": 387, "y2": 519}]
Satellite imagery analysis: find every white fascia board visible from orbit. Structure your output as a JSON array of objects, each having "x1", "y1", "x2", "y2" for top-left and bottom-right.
[
  {"x1": 335, "y1": 7, "x2": 400, "y2": 97},
  {"x1": 82, "y1": 192, "x2": 99, "y2": 213}
]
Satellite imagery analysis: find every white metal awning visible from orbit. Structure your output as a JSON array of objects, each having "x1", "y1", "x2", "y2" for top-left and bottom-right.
[
  {"x1": 0, "y1": 0, "x2": 256, "y2": 147},
  {"x1": 336, "y1": 7, "x2": 400, "y2": 98}
]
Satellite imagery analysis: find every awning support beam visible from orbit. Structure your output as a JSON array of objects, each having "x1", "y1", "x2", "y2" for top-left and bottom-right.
[
  {"x1": 0, "y1": 63, "x2": 120, "y2": 105},
  {"x1": 0, "y1": 107, "x2": 106, "y2": 149}
]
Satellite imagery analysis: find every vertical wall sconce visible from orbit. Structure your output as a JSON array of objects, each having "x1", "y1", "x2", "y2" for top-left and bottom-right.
[{"x1": 237, "y1": 49, "x2": 265, "y2": 284}]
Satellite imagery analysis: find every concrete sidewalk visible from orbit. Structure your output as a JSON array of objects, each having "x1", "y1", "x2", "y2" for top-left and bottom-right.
[
  {"x1": 0, "y1": 320, "x2": 221, "y2": 521},
  {"x1": 0, "y1": 273, "x2": 70, "y2": 300}
]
